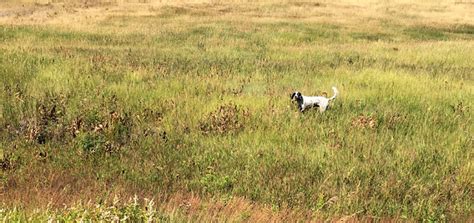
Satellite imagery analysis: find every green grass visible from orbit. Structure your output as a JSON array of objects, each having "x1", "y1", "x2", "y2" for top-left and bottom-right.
[{"x1": 0, "y1": 1, "x2": 473, "y2": 221}]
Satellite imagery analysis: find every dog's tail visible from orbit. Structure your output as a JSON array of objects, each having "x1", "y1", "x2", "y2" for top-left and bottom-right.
[{"x1": 329, "y1": 86, "x2": 338, "y2": 101}]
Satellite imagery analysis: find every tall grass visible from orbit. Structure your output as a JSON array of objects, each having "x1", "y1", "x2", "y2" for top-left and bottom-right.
[{"x1": 0, "y1": 0, "x2": 473, "y2": 221}]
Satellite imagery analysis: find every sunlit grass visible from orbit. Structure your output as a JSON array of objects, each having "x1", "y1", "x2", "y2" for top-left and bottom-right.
[{"x1": 0, "y1": 0, "x2": 473, "y2": 221}]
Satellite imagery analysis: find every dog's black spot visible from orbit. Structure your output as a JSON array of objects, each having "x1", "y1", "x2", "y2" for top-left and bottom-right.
[{"x1": 296, "y1": 94, "x2": 303, "y2": 103}]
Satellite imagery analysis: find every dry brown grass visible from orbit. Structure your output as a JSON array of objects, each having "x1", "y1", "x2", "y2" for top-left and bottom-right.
[
  {"x1": 162, "y1": 193, "x2": 321, "y2": 222},
  {"x1": 2, "y1": 172, "x2": 322, "y2": 221},
  {"x1": 1, "y1": 0, "x2": 472, "y2": 29},
  {"x1": 1, "y1": 164, "x2": 383, "y2": 221}
]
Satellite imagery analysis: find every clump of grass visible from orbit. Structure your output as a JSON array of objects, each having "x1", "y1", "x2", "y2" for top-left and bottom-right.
[
  {"x1": 404, "y1": 26, "x2": 448, "y2": 40},
  {"x1": 351, "y1": 114, "x2": 378, "y2": 129},
  {"x1": 0, "y1": 152, "x2": 19, "y2": 172},
  {"x1": 0, "y1": 196, "x2": 160, "y2": 222},
  {"x1": 199, "y1": 103, "x2": 250, "y2": 135},
  {"x1": 350, "y1": 32, "x2": 393, "y2": 42}
]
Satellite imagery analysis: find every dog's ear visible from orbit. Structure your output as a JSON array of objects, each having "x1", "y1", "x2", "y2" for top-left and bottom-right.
[
  {"x1": 290, "y1": 92, "x2": 295, "y2": 100},
  {"x1": 297, "y1": 92, "x2": 302, "y2": 99}
]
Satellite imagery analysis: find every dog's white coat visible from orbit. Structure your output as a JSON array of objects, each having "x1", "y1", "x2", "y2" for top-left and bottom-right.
[{"x1": 291, "y1": 87, "x2": 339, "y2": 112}]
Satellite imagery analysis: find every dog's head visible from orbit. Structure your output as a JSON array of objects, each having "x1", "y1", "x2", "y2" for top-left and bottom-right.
[{"x1": 290, "y1": 91, "x2": 303, "y2": 102}]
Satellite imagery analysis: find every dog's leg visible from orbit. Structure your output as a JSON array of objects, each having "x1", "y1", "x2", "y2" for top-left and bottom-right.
[
  {"x1": 319, "y1": 105, "x2": 327, "y2": 113},
  {"x1": 318, "y1": 100, "x2": 329, "y2": 113},
  {"x1": 299, "y1": 104, "x2": 305, "y2": 112}
]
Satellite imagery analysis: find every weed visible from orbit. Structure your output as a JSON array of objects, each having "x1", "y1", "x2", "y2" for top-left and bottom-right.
[
  {"x1": 199, "y1": 103, "x2": 250, "y2": 135},
  {"x1": 0, "y1": 153, "x2": 18, "y2": 172},
  {"x1": 351, "y1": 115, "x2": 378, "y2": 129}
]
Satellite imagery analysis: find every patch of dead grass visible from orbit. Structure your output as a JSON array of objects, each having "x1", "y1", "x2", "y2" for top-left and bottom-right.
[{"x1": 1, "y1": 0, "x2": 472, "y2": 31}]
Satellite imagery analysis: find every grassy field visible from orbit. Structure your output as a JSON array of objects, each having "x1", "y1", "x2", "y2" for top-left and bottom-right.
[{"x1": 0, "y1": 0, "x2": 473, "y2": 221}]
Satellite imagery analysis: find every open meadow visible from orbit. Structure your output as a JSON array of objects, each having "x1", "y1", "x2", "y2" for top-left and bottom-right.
[{"x1": 0, "y1": 0, "x2": 473, "y2": 221}]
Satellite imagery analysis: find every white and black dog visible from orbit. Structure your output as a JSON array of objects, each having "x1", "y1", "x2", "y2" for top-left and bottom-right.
[{"x1": 291, "y1": 87, "x2": 339, "y2": 112}]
